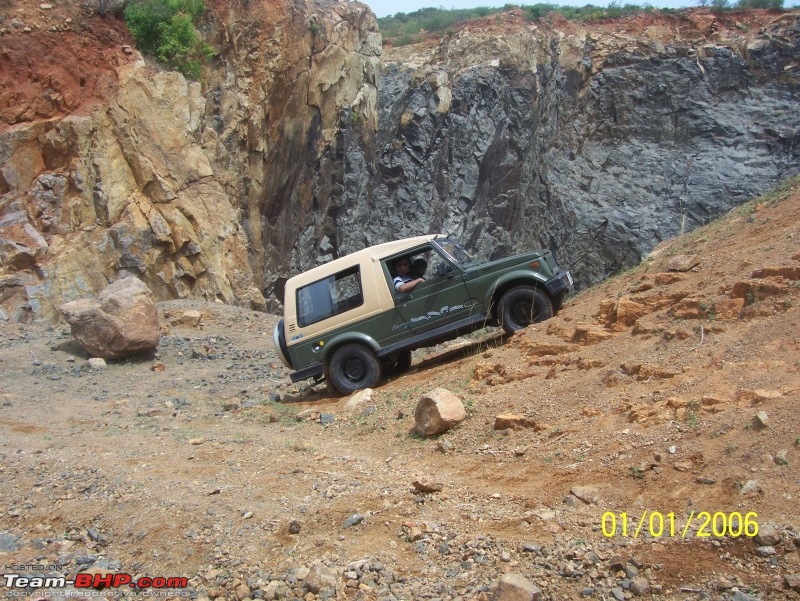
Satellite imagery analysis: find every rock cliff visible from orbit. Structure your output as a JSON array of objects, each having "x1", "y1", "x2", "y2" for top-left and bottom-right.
[
  {"x1": 0, "y1": 2, "x2": 798, "y2": 321},
  {"x1": 333, "y1": 9, "x2": 800, "y2": 291}
]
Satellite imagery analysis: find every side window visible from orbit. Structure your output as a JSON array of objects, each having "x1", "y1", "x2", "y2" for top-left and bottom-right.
[
  {"x1": 386, "y1": 247, "x2": 435, "y2": 292},
  {"x1": 297, "y1": 266, "x2": 363, "y2": 327}
]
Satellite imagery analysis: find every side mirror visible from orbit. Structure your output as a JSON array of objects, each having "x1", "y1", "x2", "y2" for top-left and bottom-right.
[{"x1": 436, "y1": 263, "x2": 451, "y2": 276}]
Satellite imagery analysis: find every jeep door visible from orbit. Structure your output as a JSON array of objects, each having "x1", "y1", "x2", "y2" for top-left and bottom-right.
[{"x1": 388, "y1": 247, "x2": 477, "y2": 334}]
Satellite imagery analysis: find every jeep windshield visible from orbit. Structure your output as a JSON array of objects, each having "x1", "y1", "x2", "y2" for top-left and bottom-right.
[{"x1": 433, "y1": 238, "x2": 476, "y2": 267}]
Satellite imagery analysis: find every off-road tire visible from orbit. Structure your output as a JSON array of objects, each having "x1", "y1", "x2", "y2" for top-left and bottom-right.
[
  {"x1": 326, "y1": 343, "x2": 382, "y2": 395},
  {"x1": 498, "y1": 286, "x2": 554, "y2": 334}
]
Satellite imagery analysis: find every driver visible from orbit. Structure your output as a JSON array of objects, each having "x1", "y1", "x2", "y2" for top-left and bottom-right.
[{"x1": 392, "y1": 257, "x2": 424, "y2": 293}]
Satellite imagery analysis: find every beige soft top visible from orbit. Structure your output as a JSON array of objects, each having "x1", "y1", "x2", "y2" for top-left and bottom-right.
[{"x1": 285, "y1": 234, "x2": 444, "y2": 288}]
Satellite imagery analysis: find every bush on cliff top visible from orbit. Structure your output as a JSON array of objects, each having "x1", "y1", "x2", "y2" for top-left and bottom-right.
[{"x1": 124, "y1": 0, "x2": 212, "y2": 79}]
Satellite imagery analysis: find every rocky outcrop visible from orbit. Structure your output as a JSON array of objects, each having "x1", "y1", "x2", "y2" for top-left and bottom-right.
[
  {"x1": 315, "y1": 10, "x2": 800, "y2": 293},
  {"x1": 0, "y1": 1, "x2": 798, "y2": 322},
  {"x1": 0, "y1": 64, "x2": 264, "y2": 321},
  {"x1": 0, "y1": 0, "x2": 381, "y2": 320},
  {"x1": 199, "y1": 0, "x2": 382, "y2": 309},
  {"x1": 194, "y1": 7, "x2": 800, "y2": 309}
]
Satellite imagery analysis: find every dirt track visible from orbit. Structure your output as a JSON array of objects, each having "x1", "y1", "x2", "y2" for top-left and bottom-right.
[{"x1": 1, "y1": 181, "x2": 800, "y2": 599}]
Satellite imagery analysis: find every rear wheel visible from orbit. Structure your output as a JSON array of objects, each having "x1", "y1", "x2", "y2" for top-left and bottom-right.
[
  {"x1": 326, "y1": 344, "x2": 382, "y2": 395},
  {"x1": 498, "y1": 286, "x2": 553, "y2": 334}
]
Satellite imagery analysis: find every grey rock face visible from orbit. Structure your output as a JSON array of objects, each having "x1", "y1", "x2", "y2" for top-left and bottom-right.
[{"x1": 262, "y1": 14, "x2": 800, "y2": 305}]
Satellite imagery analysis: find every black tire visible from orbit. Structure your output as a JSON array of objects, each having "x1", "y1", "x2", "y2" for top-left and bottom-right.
[
  {"x1": 498, "y1": 285, "x2": 554, "y2": 334},
  {"x1": 326, "y1": 343, "x2": 382, "y2": 395}
]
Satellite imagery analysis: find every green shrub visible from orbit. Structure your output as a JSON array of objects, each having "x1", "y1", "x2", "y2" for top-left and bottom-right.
[
  {"x1": 393, "y1": 34, "x2": 414, "y2": 46},
  {"x1": 124, "y1": 0, "x2": 211, "y2": 79},
  {"x1": 737, "y1": 0, "x2": 784, "y2": 7}
]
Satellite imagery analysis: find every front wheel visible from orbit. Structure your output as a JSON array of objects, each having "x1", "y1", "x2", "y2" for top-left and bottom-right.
[
  {"x1": 326, "y1": 343, "x2": 382, "y2": 395},
  {"x1": 498, "y1": 286, "x2": 554, "y2": 334}
]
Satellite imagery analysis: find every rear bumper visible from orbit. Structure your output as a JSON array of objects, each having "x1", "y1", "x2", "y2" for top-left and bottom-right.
[
  {"x1": 290, "y1": 362, "x2": 324, "y2": 383},
  {"x1": 544, "y1": 269, "x2": 574, "y2": 298},
  {"x1": 272, "y1": 321, "x2": 293, "y2": 369}
]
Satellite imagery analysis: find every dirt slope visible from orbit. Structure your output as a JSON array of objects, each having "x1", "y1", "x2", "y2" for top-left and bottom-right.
[{"x1": 0, "y1": 179, "x2": 799, "y2": 599}]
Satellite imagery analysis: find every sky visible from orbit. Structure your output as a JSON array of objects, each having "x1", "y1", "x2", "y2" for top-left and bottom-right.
[{"x1": 365, "y1": 0, "x2": 700, "y2": 18}]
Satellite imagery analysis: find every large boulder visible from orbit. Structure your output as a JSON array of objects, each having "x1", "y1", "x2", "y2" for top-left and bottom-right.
[
  {"x1": 59, "y1": 277, "x2": 160, "y2": 359},
  {"x1": 414, "y1": 388, "x2": 466, "y2": 437}
]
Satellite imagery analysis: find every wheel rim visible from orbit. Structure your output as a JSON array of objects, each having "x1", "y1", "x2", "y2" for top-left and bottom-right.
[
  {"x1": 511, "y1": 300, "x2": 535, "y2": 325},
  {"x1": 343, "y1": 357, "x2": 366, "y2": 383}
]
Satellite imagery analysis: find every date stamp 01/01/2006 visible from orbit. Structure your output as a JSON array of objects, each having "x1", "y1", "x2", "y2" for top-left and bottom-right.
[{"x1": 601, "y1": 511, "x2": 760, "y2": 540}]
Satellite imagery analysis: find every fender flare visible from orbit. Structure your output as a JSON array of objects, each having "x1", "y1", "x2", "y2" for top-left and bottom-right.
[{"x1": 482, "y1": 271, "x2": 550, "y2": 313}]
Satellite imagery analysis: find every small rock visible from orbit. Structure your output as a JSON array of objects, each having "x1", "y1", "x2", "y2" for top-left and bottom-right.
[
  {"x1": 755, "y1": 523, "x2": 782, "y2": 546},
  {"x1": 754, "y1": 411, "x2": 769, "y2": 429},
  {"x1": 88, "y1": 357, "x2": 107, "y2": 370},
  {"x1": 740, "y1": 480, "x2": 760, "y2": 495},
  {"x1": 288, "y1": 520, "x2": 301, "y2": 534},
  {"x1": 414, "y1": 388, "x2": 466, "y2": 436},
  {"x1": 570, "y1": 485, "x2": 601, "y2": 504},
  {"x1": 629, "y1": 577, "x2": 650, "y2": 596},
  {"x1": 494, "y1": 414, "x2": 539, "y2": 430},
  {"x1": 343, "y1": 514, "x2": 365, "y2": 529},
  {"x1": 563, "y1": 495, "x2": 578, "y2": 507},
  {"x1": 666, "y1": 254, "x2": 701, "y2": 272},
  {"x1": 437, "y1": 438, "x2": 454, "y2": 453},
  {"x1": 756, "y1": 546, "x2": 776, "y2": 557},
  {"x1": 319, "y1": 413, "x2": 335, "y2": 425},
  {"x1": 188, "y1": 438, "x2": 205, "y2": 445},
  {"x1": 343, "y1": 388, "x2": 373, "y2": 413},
  {"x1": 0, "y1": 532, "x2": 20, "y2": 551},
  {"x1": 775, "y1": 449, "x2": 789, "y2": 465},
  {"x1": 180, "y1": 310, "x2": 202, "y2": 327},
  {"x1": 40, "y1": 3, "x2": 53, "y2": 8},
  {"x1": 493, "y1": 573, "x2": 541, "y2": 601},
  {"x1": 304, "y1": 565, "x2": 338, "y2": 594},
  {"x1": 695, "y1": 476, "x2": 716, "y2": 485},
  {"x1": 192, "y1": 345, "x2": 217, "y2": 359},
  {"x1": 785, "y1": 574, "x2": 800, "y2": 592},
  {"x1": 412, "y1": 480, "x2": 443, "y2": 493}
]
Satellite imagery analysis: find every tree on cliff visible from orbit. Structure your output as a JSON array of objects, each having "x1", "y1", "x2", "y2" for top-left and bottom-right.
[{"x1": 123, "y1": 0, "x2": 213, "y2": 79}]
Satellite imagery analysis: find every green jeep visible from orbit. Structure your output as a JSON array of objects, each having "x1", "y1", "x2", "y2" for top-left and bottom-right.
[{"x1": 273, "y1": 235, "x2": 573, "y2": 394}]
